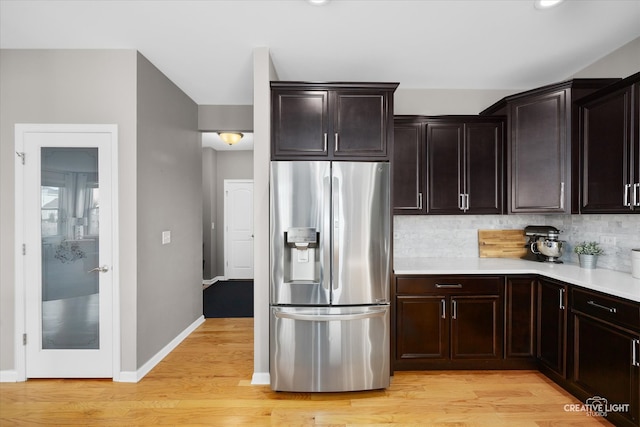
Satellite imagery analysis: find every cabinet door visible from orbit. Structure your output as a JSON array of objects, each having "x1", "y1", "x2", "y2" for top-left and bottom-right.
[
  {"x1": 506, "y1": 276, "x2": 536, "y2": 359},
  {"x1": 573, "y1": 314, "x2": 639, "y2": 425},
  {"x1": 271, "y1": 90, "x2": 329, "y2": 158},
  {"x1": 465, "y1": 121, "x2": 504, "y2": 214},
  {"x1": 580, "y1": 85, "x2": 633, "y2": 213},
  {"x1": 537, "y1": 279, "x2": 568, "y2": 378},
  {"x1": 450, "y1": 295, "x2": 502, "y2": 360},
  {"x1": 393, "y1": 121, "x2": 424, "y2": 213},
  {"x1": 333, "y1": 90, "x2": 389, "y2": 158},
  {"x1": 396, "y1": 296, "x2": 448, "y2": 361},
  {"x1": 427, "y1": 122, "x2": 464, "y2": 213},
  {"x1": 510, "y1": 90, "x2": 568, "y2": 213}
]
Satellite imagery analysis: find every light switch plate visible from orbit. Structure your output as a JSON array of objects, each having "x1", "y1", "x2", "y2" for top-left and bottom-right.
[{"x1": 162, "y1": 230, "x2": 171, "y2": 245}]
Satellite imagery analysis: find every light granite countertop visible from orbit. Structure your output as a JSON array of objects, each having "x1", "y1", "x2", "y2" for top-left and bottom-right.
[{"x1": 394, "y1": 257, "x2": 640, "y2": 303}]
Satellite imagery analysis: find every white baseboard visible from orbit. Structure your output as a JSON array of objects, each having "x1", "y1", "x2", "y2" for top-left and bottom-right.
[
  {"x1": 202, "y1": 276, "x2": 225, "y2": 288},
  {"x1": 251, "y1": 372, "x2": 270, "y2": 385},
  {"x1": 0, "y1": 370, "x2": 19, "y2": 382},
  {"x1": 116, "y1": 315, "x2": 205, "y2": 383}
]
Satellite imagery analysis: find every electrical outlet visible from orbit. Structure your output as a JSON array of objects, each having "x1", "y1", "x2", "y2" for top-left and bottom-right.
[
  {"x1": 599, "y1": 235, "x2": 616, "y2": 245},
  {"x1": 162, "y1": 230, "x2": 171, "y2": 245}
]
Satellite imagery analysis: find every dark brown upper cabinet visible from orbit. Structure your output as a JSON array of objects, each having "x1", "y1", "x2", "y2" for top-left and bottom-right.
[
  {"x1": 577, "y1": 72, "x2": 640, "y2": 213},
  {"x1": 427, "y1": 117, "x2": 504, "y2": 214},
  {"x1": 271, "y1": 82, "x2": 398, "y2": 161},
  {"x1": 393, "y1": 117, "x2": 425, "y2": 214},
  {"x1": 481, "y1": 79, "x2": 618, "y2": 214},
  {"x1": 392, "y1": 116, "x2": 504, "y2": 215}
]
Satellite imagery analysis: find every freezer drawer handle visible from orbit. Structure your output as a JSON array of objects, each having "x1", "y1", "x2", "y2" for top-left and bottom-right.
[{"x1": 273, "y1": 308, "x2": 387, "y2": 322}]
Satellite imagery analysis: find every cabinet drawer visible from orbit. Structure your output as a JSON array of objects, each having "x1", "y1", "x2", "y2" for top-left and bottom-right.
[
  {"x1": 396, "y1": 276, "x2": 502, "y2": 295},
  {"x1": 572, "y1": 288, "x2": 640, "y2": 331}
]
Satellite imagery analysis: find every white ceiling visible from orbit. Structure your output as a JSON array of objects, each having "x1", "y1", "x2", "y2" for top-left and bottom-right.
[{"x1": 1, "y1": 0, "x2": 639, "y2": 107}]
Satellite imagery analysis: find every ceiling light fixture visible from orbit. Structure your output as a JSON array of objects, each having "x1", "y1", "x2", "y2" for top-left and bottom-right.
[
  {"x1": 218, "y1": 132, "x2": 244, "y2": 145},
  {"x1": 534, "y1": 0, "x2": 565, "y2": 10},
  {"x1": 308, "y1": 0, "x2": 330, "y2": 5}
]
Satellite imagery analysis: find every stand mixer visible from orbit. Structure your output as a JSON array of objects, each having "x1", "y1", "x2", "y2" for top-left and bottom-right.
[{"x1": 523, "y1": 225, "x2": 565, "y2": 263}]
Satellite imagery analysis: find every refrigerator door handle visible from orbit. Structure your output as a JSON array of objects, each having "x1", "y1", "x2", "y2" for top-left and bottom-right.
[
  {"x1": 273, "y1": 307, "x2": 388, "y2": 322},
  {"x1": 332, "y1": 172, "x2": 340, "y2": 299}
]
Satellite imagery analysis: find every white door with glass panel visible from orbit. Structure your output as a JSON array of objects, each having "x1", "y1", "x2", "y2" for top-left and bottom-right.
[
  {"x1": 17, "y1": 124, "x2": 116, "y2": 378},
  {"x1": 224, "y1": 180, "x2": 254, "y2": 279}
]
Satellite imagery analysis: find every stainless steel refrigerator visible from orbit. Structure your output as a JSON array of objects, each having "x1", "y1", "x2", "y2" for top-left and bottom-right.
[{"x1": 269, "y1": 161, "x2": 391, "y2": 392}]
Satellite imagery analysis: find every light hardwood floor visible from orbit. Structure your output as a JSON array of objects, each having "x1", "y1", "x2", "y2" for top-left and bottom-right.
[{"x1": 0, "y1": 318, "x2": 611, "y2": 426}]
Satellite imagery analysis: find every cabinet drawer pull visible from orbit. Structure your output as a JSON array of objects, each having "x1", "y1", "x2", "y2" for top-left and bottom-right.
[
  {"x1": 435, "y1": 283, "x2": 463, "y2": 288},
  {"x1": 624, "y1": 183, "x2": 632, "y2": 207},
  {"x1": 441, "y1": 299, "x2": 446, "y2": 319},
  {"x1": 587, "y1": 300, "x2": 617, "y2": 314}
]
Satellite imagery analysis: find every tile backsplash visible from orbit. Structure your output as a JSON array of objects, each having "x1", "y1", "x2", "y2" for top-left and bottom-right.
[{"x1": 394, "y1": 214, "x2": 640, "y2": 274}]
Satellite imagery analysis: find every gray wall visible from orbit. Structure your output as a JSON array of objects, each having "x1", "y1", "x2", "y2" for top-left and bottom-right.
[
  {"x1": 394, "y1": 88, "x2": 517, "y2": 115},
  {"x1": 570, "y1": 37, "x2": 640, "y2": 79},
  {"x1": 202, "y1": 147, "x2": 218, "y2": 279},
  {"x1": 135, "y1": 54, "x2": 201, "y2": 367},
  {"x1": 214, "y1": 151, "x2": 254, "y2": 275},
  {"x1": 199, "y1": 105, "x2": 253, "y2": 132},
  {"x1": 0, "y1": 49, "x2": 139, "y2": 372}
]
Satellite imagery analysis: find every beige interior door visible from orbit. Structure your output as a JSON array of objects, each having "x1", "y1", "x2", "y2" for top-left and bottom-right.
[{"x1": 224, "y1": 179, "x2": 254, "y2": 279}]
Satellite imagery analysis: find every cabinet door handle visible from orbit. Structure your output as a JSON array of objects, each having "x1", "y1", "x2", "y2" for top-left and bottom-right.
[
  {"x1": 633, "y1": 339, "x2": 640, "y2": 367},
  {"x1": 323, "y1": 133, "x2": 328, "y2": 153},
  {"x1": 560, "y1": 182, "x2": 565, "y2": 210},
  {"x1": 441, "y1": 299, "x2": 446, "y2": 319},
  {"x1": 559, "y1": 288, "x2": 565, "y2": 310},
  {"x1": 634, "y1": 183, "x2": 640, "y2": 207},
  {"x1": 334, "y1": 133, "x2": 339, "y2": 152},
  {"x1": 452, "y1": 300, "x2": 458, "y2": 320},
  {"x1": 624, "y1": 183, "x2": 632, "y2": 207},
  {"x1": 459, "y1": 194, "x2": 465, "y2": 211},
  {"x1": 465, "y1": 193, "x2": 470, "y2": 211},
  {"x1": 417, "y1": 192, "x2": 423, "y2": 210},
  {"x1": 587, "y1": 300, "x2": 617, "y2": 314},
  {"x1": 436, "y1": 283, "x2": 463, "y2": 288}
]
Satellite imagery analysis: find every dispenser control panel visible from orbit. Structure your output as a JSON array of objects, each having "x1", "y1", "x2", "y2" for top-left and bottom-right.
[{"x1": 286, "y1": 227, "x2": 318, "y2": 248}]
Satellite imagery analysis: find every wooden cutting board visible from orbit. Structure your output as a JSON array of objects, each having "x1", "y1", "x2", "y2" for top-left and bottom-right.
[{"x1": 478, "y1": 229, "x2": 528, "y2": 258}]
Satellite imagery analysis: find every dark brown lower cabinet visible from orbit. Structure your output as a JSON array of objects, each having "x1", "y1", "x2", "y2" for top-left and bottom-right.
[
  {"x1": 537, "y1": 278, "x2": 568, "y2": 380},
  {"x1": 505, "y1": 276, "x2": 536, "y2": 360},
  {"x1": 571, "y1": 288, "x2": 640, "y2": 427},
  {"x1": 394, "y1": 275, "x2": 503, "y2": 369},
  {"x1": 394, "y1": 273, "x2": 640, "y2": 425}
]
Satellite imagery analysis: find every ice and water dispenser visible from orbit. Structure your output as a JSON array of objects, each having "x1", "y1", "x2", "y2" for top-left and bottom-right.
[{"x1": 284, "y1": 227, "x2": 319, "y2": 282}]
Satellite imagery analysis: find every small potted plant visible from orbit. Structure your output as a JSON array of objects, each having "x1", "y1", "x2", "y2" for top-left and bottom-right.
[{"x1": 574, "y1": 241, "x2": 603, "y2": 269}]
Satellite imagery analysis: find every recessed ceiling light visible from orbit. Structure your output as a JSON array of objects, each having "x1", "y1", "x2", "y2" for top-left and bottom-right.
[
  {"x1": 308, "y1": 0, "x2": 330, "y2": 5},
  {"x1": 534, "y1": 0, "x2": 565, "y2": 10}
]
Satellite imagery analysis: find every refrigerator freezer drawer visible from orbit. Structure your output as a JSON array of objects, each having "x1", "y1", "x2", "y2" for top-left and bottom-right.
[{"x1": 270, "y1": 305, "x2": 390, "y2": 392}]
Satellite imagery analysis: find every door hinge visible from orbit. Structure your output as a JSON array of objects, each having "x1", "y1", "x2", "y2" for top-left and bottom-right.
[
  {"x1": 16, "y1": 151, "x2": 25, "y2": 165},
  {"x1": 23, "y1": 333, "x2": 27, "y2": 345},
  {"x1": 22, "y1": 244, "x2": 26, "y2": 255}
]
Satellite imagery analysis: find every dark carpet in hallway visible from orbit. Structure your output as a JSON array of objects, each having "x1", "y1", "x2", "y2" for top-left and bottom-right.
[{"x1": 203, "y1": 280, "x2": 254, "y2": 318}]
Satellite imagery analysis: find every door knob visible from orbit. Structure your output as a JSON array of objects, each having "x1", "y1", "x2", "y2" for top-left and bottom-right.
[{"x1": 88, "y1": 265, "x2": 109, "y2": 273}]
